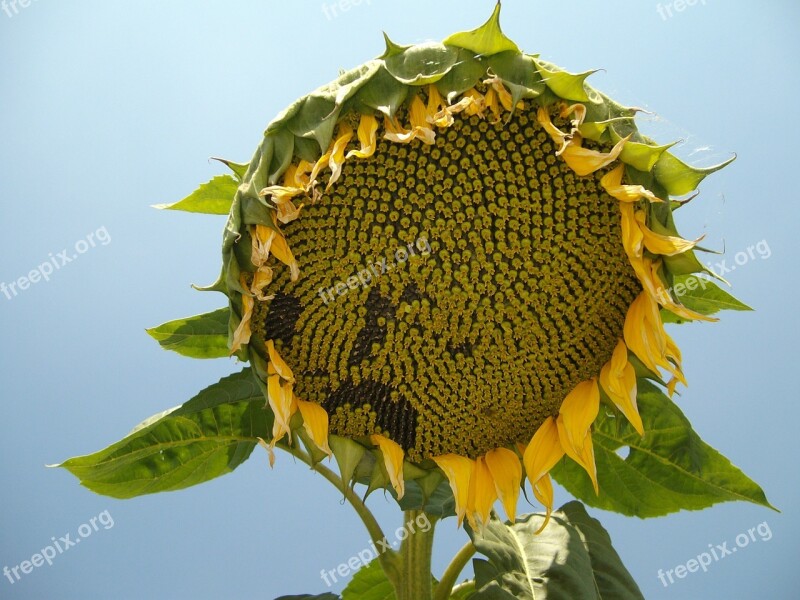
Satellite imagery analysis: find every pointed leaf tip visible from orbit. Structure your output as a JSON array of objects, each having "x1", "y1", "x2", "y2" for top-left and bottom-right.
[
  {"x1": 380, "y1": 32, "x2": 411, "y2": 59},
  {"x1": 443, "y1": 2, "x2": 520, "y2": 57}
]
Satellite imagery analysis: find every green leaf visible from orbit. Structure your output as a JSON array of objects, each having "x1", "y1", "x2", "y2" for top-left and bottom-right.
[
  {"x1": 552, "y1": 381, "x2": 774, "y2": 517},
  {"x1": 533, "y1": 59, "x2": 598, "y2": 103},
  {"x1": 153, "y1": 175, "x2": 238, "y2": 215},
  {"x1": 443, "y1": 3, "x2": 520, "y2": 56},
  {"x1": 56, "y1": 370, "x2": 270, "y2": 499},
  {"x1": 342, "y1": 559, "x2": 396, "y2": 600},
  {"x1": 660, "y1": 275, "x2": 752, "y2": 324},
  {"x1": 146, "y1": 308, "x2": 230, "y2": 359},
  {"x1": 469, "y1": 503, "x2": 643, "y2": 599},
  {"x1": 653, "y1": 151, "x2": 736, "y2": 196}
]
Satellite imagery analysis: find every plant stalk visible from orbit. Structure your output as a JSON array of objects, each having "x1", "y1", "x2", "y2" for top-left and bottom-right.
[{"x1": 395, "y1": 510, "x2": 437, "y2": 600}]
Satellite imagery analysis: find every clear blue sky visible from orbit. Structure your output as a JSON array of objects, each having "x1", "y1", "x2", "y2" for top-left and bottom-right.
[{"x1": 1, "y1": 1, "x2": 798, "y2": 598}]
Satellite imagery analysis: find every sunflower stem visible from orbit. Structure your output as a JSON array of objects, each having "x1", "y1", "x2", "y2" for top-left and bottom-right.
[
  {"x1": 433, "y1": 540, "x2": 476, "y2": 600},
  {"x1": 281, "y1": 443, "x2": 401, "y2": 584},
  {"x1": 396, "y1": 510, "x2": 437, "y2": 600}
]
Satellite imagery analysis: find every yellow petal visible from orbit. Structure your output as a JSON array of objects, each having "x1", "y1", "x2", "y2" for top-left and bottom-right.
[
  {"x1": 370, "y1": 434, "x2": 405, "y2": 500},
  {"x1": 250, "y1": 267, "x2": 275, "y2": 301},
  {"x1": 267, "y1": 374, "x2": 297, "y2": 464},
  {"x1": 557, "y1": 379, "x2": 600, "y2": 454},
  {"x1": 230, "y1": 292, "x2": 254, "y2": 354},
  {"x1": 532, "y1": 473, "x2": 554, "y2": 533},
  {"x1": 485, "y1": 448, "x2": 522, "y2": 523},
  {"x1": 269, "y1": 230, "x2": 300, "y2": 281},
  {"x1": 599, "y1": 340, "x2": 644, "y2": 436},
  {"x1": 635, "y1": 210, "x2": 703, "y2": 256},
  {"x1": 643, "y1": 259, "x2": 718, "y2": 322},
  {"x1": 556, "y1": 416, "x2": 599, "y2": 494},
  {"x1": 536, "y1": 106, "x2": 570, "y2": 152},
  {"x1": 346, "y1": 114, "x2": 379, "y2": 160},
  {"x1": 623, "y1": 291, "x2": 666, "y2": 374},
  {"x1": 426, "y1": 84, "x2": 445, "y2": 118},
  {"x1": 251, "y1": 225, "x2": 275, "y2": 267},
  {"x1": 484, "y1": 87, "x2": 502, "y2": 122},
  {"x1": 600, "y1": 164, "x2": 663, "y2": 203},
  {"x1": 561, "y1": 134, "x2": 630, "y2": 176},
  {"x1": 463, "y1": 88, "x2": 486, "y2": 117},
  {"x1": 327, "y1": 123, "x2": 354, "y2": 189},
  {"x1": 276, "y1": 200, "x2": 303, "y2": 225},
  {"x1": 433, "y1": 454, "x2": 474, "y2": 528},
  {"x1": 523, "y1": 416, "x2": 565, "y2": 485},
  {"x1": 467, "y1": 456, "x2": 497, "y2": 529},
  {"x1": 309, "y1": 148, "x2": 332, "y2": 186},
  {"x1": 260, "y1": 184, "x2": 306, "y2": 205},
  {"x1": 296, "y1": 399, "x2": 332, "y2": 457},
  {"x1": 266, "y1": 339, "x2": 294, "y2": 382},
  {"x1": 619, "y1": 202, "x2": 644, "y2": 259}
]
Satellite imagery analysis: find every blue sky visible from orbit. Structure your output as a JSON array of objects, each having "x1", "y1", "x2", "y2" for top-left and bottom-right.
[{"x1": 1, "y1": 1, "x2": 798, "y2": 598}]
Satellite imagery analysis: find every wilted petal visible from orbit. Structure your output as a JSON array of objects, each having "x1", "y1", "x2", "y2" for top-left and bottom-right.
[
  {"x1": 370, "y1": 434, "x2": 406, "y2": 500},
  {"x1": 484, "y1": 448, "x2": 522, "y2": 523}
]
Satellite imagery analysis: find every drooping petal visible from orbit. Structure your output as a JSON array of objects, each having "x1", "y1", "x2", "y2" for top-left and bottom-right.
[
  {"x1": 467, "y1": 456, "x2": 497, "y2": 529},
  {"x1": 426, "y1": 84, "x2": 445, "y2": 119},
  {"x1": 523, "y1": 416, "x2": 565, "y2": 485},
  {"x1": 267, "y1": 373, "x2": 297, "y2": 465},
  {"x1": 619, "y1": 202, "x2": 644, "y2": 259},
  {"x1": 556, "y1": 416, "x2": 599, "y2": 494},
  {"x1": 599, "y1": 340, "x2": 644, "y2": 435},
  {"x1": 641, "y1": 258, "x2": 718, "y2": 322},
  {"x1": 557, "y1": 378, "x2": 600, "y2": 454},
  {"x1": 623, "y1": 291, "x2": 667, "y2": 374},
  {"x1": 561, "y1": 134, "x2": 630, "y2": 176},
  {"x1": 462, "y1": 88, "x2": 486, "y2": 117},
  {"x1": 266, "y1": 339, "x2": 295, "y2": 382},
  {"x1": 484, "y1": 448, "x2": 522, "y2": 523},
  {"x1": 268, "y1": 230, "x2": 300, "y2": 281},
  {"x1": 484, "y1": 87, "x2": 502, "y2": 122},
  {"x1": 327, "y1": 123, "x2": 355, "y2": 189},
  {"x1": 536, "y1": 106, "x2": 570, "y2": 153},
  {"x1": 600, "y1": 164, "x2": 663, "y2": 203},
  {"x1": 230, "y1": 292, "x2": 254, "y2": 354},
  {"x1": 635, "y1": 210, "x2": 703, "y2": 256},
  {"x1": 250, "y1": 267, "x2": 275, "y2": 301},
  {"x1": 531, "y1": 473, "x2": 554, "y2": 533},
  {"x1": 296, "y1": 399, "x2": 332, "y2": 457},
  {"x1": 346, "y1": 114, "x2": 379, "y2": 160},
  {"x1": 433, "y1": 454, "x2": 475, "y2": 528},
  {"x1": 370, "y1": 434, "x2": 405, "y2": 500}
]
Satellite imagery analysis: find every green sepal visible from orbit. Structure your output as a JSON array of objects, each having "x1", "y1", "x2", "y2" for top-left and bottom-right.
[
  {"x1": 286, "y1": 94, "x2": 340, "y2": 155},
  {"x1": 435, "y1": 50, "x2": 487, "y2": 99},
  {"x1": 330, "y1": 435, "x2": 367, "y2": 492},
  {"x1": 488, "y1": 52, "x2": 546, "y2": 104},
  {"x1": 552, "y1": 381, "x2": 775, "y2": 517},
  {"x1": 384, "y1": 42, "x2": 459, "y2": 86},
  {"x1": 364, "y1": 449, "x2": 391, "y2": 500},
  {"x1": 352, "y1": 66, "x2": 410, "y2": 117},
  {"x1": 268, "y1": 128, "x2": 295, "y2": 185},
  {"x1": 654, "y1": 151, "x2": 736, "y2": 196},
  {"x1": 615, "y1": 135, "x2": 678, "y2": 173},
  {"x1": 660, "y1": 275, "x2": 752, "y2": 324},
  {"x1": 210, "y1": 157, "x2": 249, "y2": 181},
  {"x1": 146, "y1": 308, "x2": 230, "y2": 359},
  {"x1": 532, "y1": 58, "x2": 599, "y2": 103},
  {"x1": 443, "y1": 3, "x2": 520, "y2": 57},
  {"x1": 153, "y1": 175, "x2": 238, "y2": 215},
  {"x1": 380, "y1": 32, "x2": 411, "y2": 59}
]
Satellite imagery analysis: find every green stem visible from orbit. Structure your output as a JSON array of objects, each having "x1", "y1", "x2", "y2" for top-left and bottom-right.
[
  {"x1": 434, "y1": 540, "x2": 476, "y2": 600},
  {"x1": 281, "y1": 443, "x2": 401, "y2": 585},
  {"x1": 396, "y1": 510, "x2": 437, "y2": 600}
]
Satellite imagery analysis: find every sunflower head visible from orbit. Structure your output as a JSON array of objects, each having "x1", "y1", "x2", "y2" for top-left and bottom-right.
[{"x1": 215, "y1": 3, "x2": 734, "y2": 529}]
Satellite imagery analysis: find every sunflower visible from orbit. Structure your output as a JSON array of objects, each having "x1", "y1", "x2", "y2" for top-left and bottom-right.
[{"x1": 216, "y1": 4, "x2": 736, "y2": 533}]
